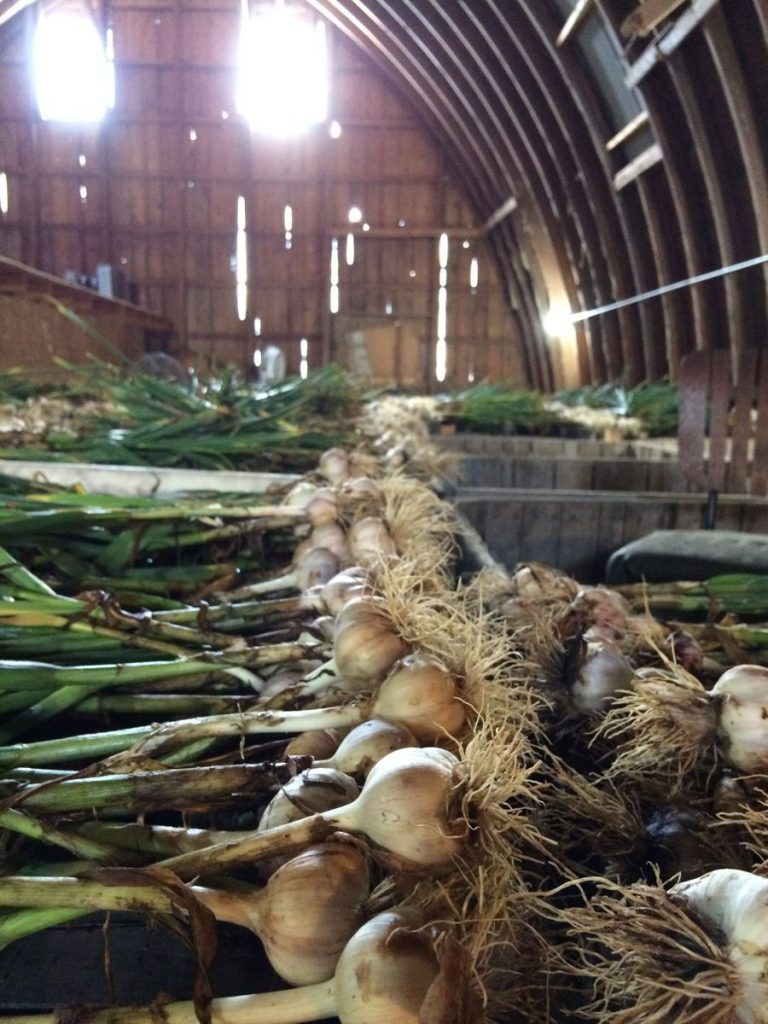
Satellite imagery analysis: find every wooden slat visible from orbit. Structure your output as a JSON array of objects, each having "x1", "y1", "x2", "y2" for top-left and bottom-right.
[
  {"x1": 751, "y1": 350, "x2": 768, "y2": 495},
  {"x1": 677, "y1": 349, "x2": 710, "y2": 489},
  {"x1": 727, "y1": 347, "x2": 758, "y2": 492},
  {"x1": 705, "y1": 347, "x2": 730, "y2": 492}
]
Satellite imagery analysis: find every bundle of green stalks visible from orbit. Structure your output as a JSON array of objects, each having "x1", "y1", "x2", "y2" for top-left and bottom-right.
[
  {"x1": 0, "y1": 474, "x2": 309, "y2": 601},
  {"x1": 616, "y1": 573, "x2": 768, "y2": 621},
  {"x1": 0, "y1": 358, "x2": 358, "y2": 472}
]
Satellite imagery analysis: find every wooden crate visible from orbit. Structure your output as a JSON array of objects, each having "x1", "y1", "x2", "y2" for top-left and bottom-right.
[{"x1": 458, "y1": 488, "x2": 768, "y2": 583}]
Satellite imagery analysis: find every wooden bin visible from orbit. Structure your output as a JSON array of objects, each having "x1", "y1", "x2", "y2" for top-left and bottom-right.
[{"x1": 458, "y1": 488, "x2": 768, "y2": 584}]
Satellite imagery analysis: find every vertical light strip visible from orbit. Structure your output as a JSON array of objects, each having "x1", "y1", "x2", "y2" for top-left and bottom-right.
[
  {"x1": 0, "y1": 173, "x2": 9, "y2": 215},
  {"x1": 284, "y1": 204, "x2": 293, "y2": 249},
  {"x1": 469, "y1": 256, "x2": 479, "y2": 291},
  {"x1": 435, "y1": 232, "x2": 449, "y2": 382},
  {"x1": 236, "y1": 195, "x2": 248, "y2": 321},
  {"x1": 329, "y1": 236, "x2": 340, "y2": 313},
  {"x1": 299, "y1": 336, "x2": 308, "y2": 379},
  {"x1": 345, "y1": 232, "x2": 355, "y2": 266},
  {"x1": 105, "y1": 28, "x2": 116, "y2": 109}
]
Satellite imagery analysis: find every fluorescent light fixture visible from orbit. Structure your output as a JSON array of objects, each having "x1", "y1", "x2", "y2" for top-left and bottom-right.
[
  {"x1": 34, "y1": 11, "x2": 112, "y2": 123},
  {"x1": 345, "y1": 232, "x2": 355, "y2": 266},
  {"x1": 253, "y1": 348, "x2": 262, "y2": 367},
  {"x1": 237, "y1": 4, "x2": 328, "y2": 136},
  {"x1": 0, "y1": 173, "x2": 9, "y2": 215}
]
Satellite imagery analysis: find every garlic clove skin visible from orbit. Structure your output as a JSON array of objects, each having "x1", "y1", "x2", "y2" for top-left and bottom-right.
[
  {"x1": 711, "y1": 665, "x2": 768, "y2": 773},
  {"x1": 672, "y1": 868, "x2": 768, "y2": 1023}
]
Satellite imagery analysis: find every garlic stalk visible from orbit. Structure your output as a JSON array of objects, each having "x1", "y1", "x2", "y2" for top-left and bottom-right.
[
  {"x1": 155, "y1": 746, "x2": 466, "y2": 878},
  {"x1": 221, "y1": 544, "x2": 342, "y2": 602},
  {"x1": 1, "y1": 908, "x2": 452, "y2": 1024},
  {"x1": 132, "y1": 651, "x2": 465, "y2": 759}
]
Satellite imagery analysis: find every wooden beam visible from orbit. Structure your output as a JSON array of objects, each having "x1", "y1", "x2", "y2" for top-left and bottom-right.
[
  {"x1": 0, "y1": 0, "x2": 37, "y2": 30},
  {"x1": 605, "y1": 109, "x2": 651, "y2": 150},
  {"x1": 481, "y1": 195, "x2": 518, "y2": 233},
  {"x1": 328, "y1": 226, "x2": 481, "y2": 239},
  {"x1": 613, "y1": 142, "x2": 664, "y2": 190},
  {"x1": 621, "y1": 0, "x2": 688, "y2": 38},
  {"x1": 556, "y1": 0, "x2": 594, "y2": 47},
  {"x1": 625, "y1": 0, "x2": 720, "y2": 88}
]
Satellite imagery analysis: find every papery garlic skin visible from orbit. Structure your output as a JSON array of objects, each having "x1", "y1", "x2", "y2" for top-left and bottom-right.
[
  {"x1": 571, "y1": 638, "x2": 634, "y2": 714},
  {"x1": 673, "y1": 868, "x2": 768, "y2": 1023},
  {"x1": 334, "y1": 907, "x2": 442, "y2": 1024},
  {"x1": 711, "y1": 665, "x2": 768, "y2": 773},
  {"x1": 330, "y1": 746, "x2": 465, "y2": 871}
]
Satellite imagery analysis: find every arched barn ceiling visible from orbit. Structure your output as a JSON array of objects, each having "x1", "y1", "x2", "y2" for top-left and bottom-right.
[
  {"x1": 303, "y1": 0, "x2": 768, "y2": 389},
  {"x1": 0, "y1": 0, "x2": 765, "y2": 389}
]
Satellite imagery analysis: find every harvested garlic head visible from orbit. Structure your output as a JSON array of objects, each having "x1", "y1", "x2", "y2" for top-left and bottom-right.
[
  {"x1": 672, "y1": 868, "x2": 768, "y2": 1024},
  {"x1": 711, "y1": 665, "x2": 768, "y2": 773},
  {"x1": 571, "y1": 637, "x2": 635, "y2": 714}
]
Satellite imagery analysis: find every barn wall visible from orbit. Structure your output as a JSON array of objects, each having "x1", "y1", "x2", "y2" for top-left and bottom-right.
[{"x1": 0, "y1": 1, "x2": 524, "y2": 389}]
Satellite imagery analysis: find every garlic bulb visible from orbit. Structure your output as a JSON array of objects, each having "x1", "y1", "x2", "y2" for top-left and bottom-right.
[
  {"x1": 711, "y1": 665, "x2": 768, "y2": 773},
  {"x1": 316, "y1": 719, "x2": 419, "y2": 777},
  {"x1": 258, "y1": 767, "x2": 359, "y2": 832},
  {"x1": 570, "y1": 637, "x2": 634, "y2": 714},
  {"x1": 198, "y1": 841, "x2": 370, "y2": 985},
  {"x1": 318, "y1": 447, "x2": 350, "y2": 485},
  {"x1": 673, "y1": 868, "x2": 768, "y2": 1023},
  {"x1": 347, "y1": 517, "x2": 397, "y2": 566}
]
